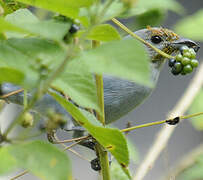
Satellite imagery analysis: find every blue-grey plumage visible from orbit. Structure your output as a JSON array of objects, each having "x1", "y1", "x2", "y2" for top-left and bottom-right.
[{"x1": 0, "y1": 27, "x2": 199, "y2": 127}]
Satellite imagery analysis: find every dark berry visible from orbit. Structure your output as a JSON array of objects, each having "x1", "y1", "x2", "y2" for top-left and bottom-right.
[
  {"x1": 174, "y1": 62, "x2": 183, "y2": 72},
  {"x1": 168, "y1": 59, "x2": 176, "y2": 67},
  {"x1": 171, "y1": 66, "x2": 180, "y2": 75},
  {"x1": 183, "y1": 64, "x2": 193, "y2": 74},
  {"x1": 69, "y1": 24, "x2": 79, "y2": 34},
  {"x1": 175, "y1": 54, "x2": 183, "y2": 62},
  {"x1": 191, "y1": 59, "x2": 199, "y2": 68},
  {"x1": 91, "y1": 158, "x2": 101, "y2": 171},
  {"x1": 182, "y1": 57, "x2": 190, "y2": 65}
]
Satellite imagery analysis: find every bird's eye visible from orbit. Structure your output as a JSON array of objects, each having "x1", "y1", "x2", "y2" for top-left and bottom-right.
[{"x1": 151, "y1": 35, "x2": 162, "y2": 44}]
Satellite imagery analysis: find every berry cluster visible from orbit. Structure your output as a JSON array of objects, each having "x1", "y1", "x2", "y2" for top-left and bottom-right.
[{"x1": 168, "y1": 46, "x2": 199, "y2": 76}]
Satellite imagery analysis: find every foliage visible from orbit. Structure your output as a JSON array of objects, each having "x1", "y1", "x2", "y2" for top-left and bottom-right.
[
  {"x1": 175, "y1": 10, "x2": 203, "y2": 41},
  {"x1": 0, "y1": 0, "x2": 202, "y2": 180}
]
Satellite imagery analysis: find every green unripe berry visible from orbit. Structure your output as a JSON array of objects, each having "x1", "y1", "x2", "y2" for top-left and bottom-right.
[
  {"x1": 183, "y1": 52, "x2": 192, "y2": 58},
  {"x1": 188, "y1": 48, "x2": 196, "y2": 59},
  {"x1": 175, "y1": 54, "x2": 183, "y2": 62},
  {"x1": 180, "y1": 46, "x2": 189, "y2": 54},
  {"x1": 21, "y1": 112, "x2": 34, "y2": 128},
  {"x1": 191, "y1": 59, "x2": 199, "y2": 68},
  {"x1": 182, "y1": 57, "x2": 191, "y2": 65},
  {"x1": 183, "y1": 64, "x2": 193, "y2": 74}
]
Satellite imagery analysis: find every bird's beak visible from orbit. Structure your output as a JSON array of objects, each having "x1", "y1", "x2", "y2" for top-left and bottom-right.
[{"x1": 172, "y1": 38, "x2": 200, "y2": 52}]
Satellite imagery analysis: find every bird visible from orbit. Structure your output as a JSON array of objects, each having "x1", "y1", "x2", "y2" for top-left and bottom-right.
[{"x1": 0, "y1": 27, "x2": 199, "y2": 129}]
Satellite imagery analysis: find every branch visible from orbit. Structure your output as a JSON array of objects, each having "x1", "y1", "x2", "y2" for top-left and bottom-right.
[{"x1": 133, "y1": 62, "x2": 203, "y2": 180}]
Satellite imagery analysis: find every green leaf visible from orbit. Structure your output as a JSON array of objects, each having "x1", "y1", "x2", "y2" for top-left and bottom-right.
[
  {"x1": 0, "y1": 38, "x2": 66, "y2": 88},
  {"x1": 74, "y1": 39, "x2": 152, "y2": 87},
  {"x1": 16, "y1": 0, "x2": 94, "y2": 19},
  {"x1": 120, "y1": 0, "x2": 184, "y2": 18},
  {"x1": 127, "y1": 139, "x2": 139, "y2": 164},
  {"x1": 0, "y1": 148, "x2": 18, "y2": 175},
  {"x1": 52, "y1": 60, "x2": 100, "y2": 114},
  {"x1": 101, "y1": 0, "x2": 125, "y2": 22},
  {"x1": 5, "y1": 9, "x2": 71, "y2": 41},
  {"x1": 135, "y1": 8, "x2": 166, "y2": 29},
  {"x1": 78, "y1": 24, "x2": 121, "y2": 42},
  {"x1": 174, "y1": 10, "x2": 203, "y2": 41},
  {"x1": 0, "y1": 67, "x2": 24, "y2": 84},
  {"x1": 189, "y1": 90, "x2": 203, "y2": 130},
  {"x1": 0, "y1": 140, "x2": 71, "y2": 180},
  {"x1": 50, "y1": 91, "x2": 129, "y2": 166},
  {"x1": 0, "y1": 17, "x2": 26, "y2": 34},
  {"x1": 110, "y1": 160, "x2": 131, "y2": 180}
]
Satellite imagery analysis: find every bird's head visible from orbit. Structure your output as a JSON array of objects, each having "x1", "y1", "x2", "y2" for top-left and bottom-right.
[
  {"x1": 132, "y1": 27, "x2": 200, "y2": 82},
  {"x1": 135, "y1": 26, "x2": 200, "y2": 67}
]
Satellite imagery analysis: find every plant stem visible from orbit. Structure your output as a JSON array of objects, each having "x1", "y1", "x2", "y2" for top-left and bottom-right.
[
  {"x1": 111, "y1": 18, "x2": 174, "y2": 60},
  {"x1": 95, "y1": 143, "x2": 111, "y2": 180},
  {"x1": 93, "y1": 40, "x2": 111, "y2": 180},
  {"x1": 95, "y1": 75, "x2": 105, "y2": 125},
  {"x1": 10, "y1": 170, "x2": 28, "y2": 180},
  {"x1": 121, "y1": 120, "x2": 166, "y2": 133},
  {"x1": 121, "y1": 112, "x2": 203, "y2": 133},
  {"x1": 23, "y1": 89, "x2": 28, "y2": 109}
]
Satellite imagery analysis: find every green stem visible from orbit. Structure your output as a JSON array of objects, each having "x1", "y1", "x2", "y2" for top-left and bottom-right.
[
  {"x1": 93, "y1": 40, "x2": 111, "y2": 180},
  {"x1": 96, "y1": 143, "x2": 111, "y2": 180},
  {"x1": 181, "y1": 112, "x2": 203, "y2": 120},
  {"x1": 111, "y1": 18, "x2": 174, "y2": 60},
  {"x1": 121, "y1": 120, "x2": 166, "y2": 133},
  {"x1": 121, "y1": 112, "x2": 203, "y2": 133},
  {"x1": 95, "y1": 74, "x2": 105, "y2": 125},
  {"x1": 23, "y1": 89, "x2": 28, "y2": 109}
]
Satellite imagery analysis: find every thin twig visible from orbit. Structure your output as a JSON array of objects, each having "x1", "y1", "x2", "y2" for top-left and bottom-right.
[
  {"x1": 120, "y1": 112, "x2": 203, "y2": 133},
  {"x1": 54, "y1": 134, "x2": 90, "y2": 162},
  {"x1": 10, "y1": 170, "x2": 28, "y2": 180},
  {"x1": 133, "y1": 62, "x2": 203, "y2": 180},
  {"x1": 63, "y1": 140, "x2": 83, "y2": 151},
  {"x1": 111, "y1": 18, "x2": 174, "y2": 60},
  {"x1": 53, "y1": 135, "x2": 89, "y2": 144},
  {"x1": 0, "y1": 89, "x2": 24, "y2": 99},
  {"x1": 164, "y1": 144, "x2": 203, "y2": 180}
]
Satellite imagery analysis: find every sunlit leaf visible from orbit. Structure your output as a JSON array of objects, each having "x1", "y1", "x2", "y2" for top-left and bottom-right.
[
  {"x1": 77, "y1": 24, "x2": 121, "y2": 41},
  {"x1": 50, "y1": 92, "x2": 129, "y2": 167},
  {"x1": 121, "y1": 0, "x2": 184, "y2": 18},
  {"x1": 16, "y1": 0, "x2": 94, "y2": 19},
  {"x1": 5, "y1": 9, "x2": 71, "y2": 40},
  {"x1": 0, "y1": 141, "x2": 72, "y2": 180},
  {"x1": 73, "y1": 39, "x2": 152, "y2": 87}
]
